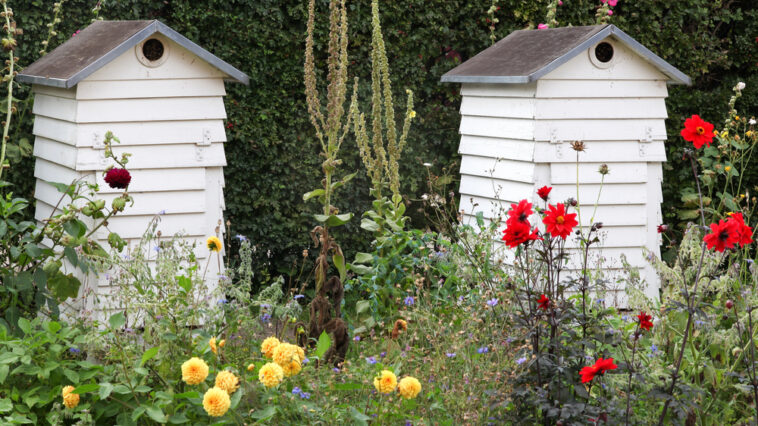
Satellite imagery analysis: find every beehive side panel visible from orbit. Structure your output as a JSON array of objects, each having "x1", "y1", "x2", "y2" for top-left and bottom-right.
[
  {"x1": 96, "y1": 168, "x2": 207, "y2": 194},
  {"x1": 76, "y1": 78, "x2": 226, "y2": 100},
  {"x1": 459, "y1": 155, "x2": 535, "y2": 183},
  {"x1": 95, "y1": 213, "x2": 209, "y2": 240},
  {"x1": 534, "y1": 119, "x2": 666, "y2": 141},
  {"x1": 536, "y1": 79, "x2": 668, "y2": 98},
  {"x1": 34, "y1": 158, "x2": 81, "y2": 186},
  {"x1": 32, "y1": 85, "x2": 77, "y2": 99},
  {"x1": 32, "y1": 137, "x2": 78, "y2": 169},
  {"x1": 98, "y1": 190, "x2": 207, "y2": 216},
  {"x1": 459, "y1": 116, "x2": 535, "y2": 140},
  {"x1": 75, "y1": 142, "x2": 226, "y2": 170},
  {"x1": 460, "y1": 82, "x2": 536, "y2": 98},
  {"x1": 458, "y1": 136, "x2": 535, "y2": 162},
  {"x1": 75, "y1": 120, "x2": 227, "y2": 147},
  {"x1": 33, "y1": 116, "x2": 78, "y2": 146},
  {"x1": 550, "y1": 162, "x2": 648, "y2": 184},
  {"x1": 460, "y1": 96, "x2": 535, "y2": 119},
  {"x1": 459, "y1": 175, "x2": 533, "y2": 202},
  {"x1": 533, "y1": 140, "x2": 666, "y2": 163},
  {"x1": 32, "y1": 94, "x2": 78, "y2": 122},
  {"x1": 76, "y1": 97, "x2": 227, "y2": 123},
  {"x1": 535, "y1": 98, "x2": 667, "y2": 120}
]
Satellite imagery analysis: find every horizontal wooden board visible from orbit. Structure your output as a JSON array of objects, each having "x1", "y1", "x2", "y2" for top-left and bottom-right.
[
  {"x1": 33, "y1": 94, "x2": 78, "y2": 122},
  {"x1": 459, "y1": 96, "x2": 535, "y2": 119},
  {"x1": 32, "y1": 116, "x2": 78, "y2": 146},
  {"x1": 32, "y1": 85, "x2": 76, "y2": 99},
  {"x1": 75, "y1": 142, "x2": 226, "y2": 170},
  {"x1": 33, "y1": 158, "x2": 83, "y2": 186},
  {"x1": 535, "y1": 79, "x2": 668, "y2": 99},
  {"x1": 551, "y1": 182, "x2": 651, "y2": 205},
  {"x1": 459, "y1": 175, "x2": 533, "y2": 201},
  {"x1": 534, "y1": 119, "x2": 667, "y2": 142},
  {"x1": 460, "y1": 155, "x2": 534, "y2": 183},
  {"x1": 541, "y1": 40, "x2": 667, "y2": 81},
  {"x1": 535, "y1": 98, "x2": 667, "y2": 120},
  {"x1": 550, "y1": 162, "x2": 648, "y2": 184},
  {"x1": 75, "y1": 78, "x2": 226, "y2": 100},
  {"x1": 96, "y1": 167, "x2": 207, "y2": 193},
  {"x1": 459, "y1": 116, "x2": 534, "y2": 140},
  {"x1": 458, "y1": 135, "x2": 534, "y2": 162},
  {"x1": 532, "y1": 140, "x2": 666, "y2": 163},
  {"x1": 33, "y1": 137, "x2": 78, "y2": 169},
  {"x1": 460, "y1": 82, "x2": 536, "y2": 98},
  {"x1": 94, "y1": 190, "x2": 207, "y2": 216},
  {"x1": 76, "y1": 97, "x2": 227, "y2": 123}
]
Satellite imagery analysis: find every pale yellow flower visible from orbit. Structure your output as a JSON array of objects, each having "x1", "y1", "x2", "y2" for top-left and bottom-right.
[
  {"x1": 725, "y1": 166, "x2": 732, "y2": 172},
  {"x1": 373, "y1": 370, "x2": 398, "y2": 394},
  {"x1": 181, "y1": 357, "x2": 209, "y2": 385},
  {"x1": 409, "y1": 110, "x2": 417, "y2": 119},
  {"x1": 259, "y1": 362, "x2": 284, "y2": 388},
  {"x1": 209, "y1": 337, "x2": 218, "y2": 355},
  {"x1": 247, "y1": 363, "x2": 256, "y2": 372},
  {"x1": 207, "y1": 236, "x2": 223, "y2": 252},
  {"x1": 62, "y1": 385, "x2": 79, "y2": 409},
  {"x1": 282, "y1": 360, "x2": 302, "y2": 377},
  {"x1": 215, "y1": 370, "x2": 240, "y2": 394},
  {"x1": 272, "y1": 343, "x2": 300, "y2": 366},
  {"x1": 260, "y1": 337, "x2": 280, "y2": 359},
  {"x1": 218, "y1": 339, "x2": 226, "y2": 348},
  {"x1": 202, "y1": 387, "x2": 231, "y2": 417},
  {"x1": 397, "y1": 376, "x2": 422, "y2": 399}
]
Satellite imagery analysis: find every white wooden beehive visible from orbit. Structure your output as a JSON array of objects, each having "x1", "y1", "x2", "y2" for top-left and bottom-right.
[
  {"x1": 442, "y1": 25, "x2": 691, "y2": 302},
  {"x1": 18, "y1": 20, "x2": 248, "y2": 315}
]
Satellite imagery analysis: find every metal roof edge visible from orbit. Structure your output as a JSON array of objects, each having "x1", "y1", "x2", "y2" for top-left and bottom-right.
[
  {"x1": 154, "y1": 21, "x2": 249, "y2": 85},
  {"x1": 527, "y1": 25, "x2": 612, "y2": 82},
  {"x1": 16, "y1": 74, "x2": 69, "y2": 88},
  {"x1": 440, "y1": 74, "x2": 530, "y2": 84},
  {"x1": 608, "y1": 25, "x2": 691, "y2": 86}
]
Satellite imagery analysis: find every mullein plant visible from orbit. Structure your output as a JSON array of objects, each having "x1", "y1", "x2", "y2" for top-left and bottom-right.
[
  {"x1": 349, "y1": 0, "x2": 415, "y2": 239},
  {"x1": 302, "y1": 0, "x2": 351, "y2": 364}
]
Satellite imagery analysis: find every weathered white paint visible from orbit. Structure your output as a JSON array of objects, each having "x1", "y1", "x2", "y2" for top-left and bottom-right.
[
  {"x1": 458, "y1": 136, "x2": 535, "y2": 162},
  {"x1": 76, "y1": 78, "x2": 226, "y2": 100},
  {"x1": 459, "y1": 116, "x2": 535, "y2": 140},
  {"x1": 535, "y1": 79, "x2": 668, "y2": 98},
  {"x1": 460, "y1": 82, "x2": 537, "y2": 98},
  {"x1": 75, "y1": 97, "x2": 227, "y2": 123},
  {"x1": 535, "y1": 98, "x2": 667, "y2": 120},
  {"x1": 461, "y1": 202, "x2": 648, "y2": 227},
  {"x1": 75, "y1": 142, "x2": 226, "y2": 170},
  {"x1": 459, "y1": 155, "x2": 535, "y2": 182},
  {"x1": 460, "y1": 96, "x2": 535, "y2": 119}
]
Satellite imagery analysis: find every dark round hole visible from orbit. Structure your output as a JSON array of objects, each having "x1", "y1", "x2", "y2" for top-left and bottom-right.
[
  {"x1": 142, "y1": 38, "x2": 164, "y2": 61},
  {"x1": 594, "y1": 42, "x2": 614, "y2": 63}
]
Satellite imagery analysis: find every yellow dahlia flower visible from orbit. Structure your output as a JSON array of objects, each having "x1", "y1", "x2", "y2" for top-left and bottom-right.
[
  {"x1": 215, "y1": 370, "x2": 240, "y2": 394},
  {"x1": 272, "y1": 343, "x2": 299, "y2": 366},
  {"x1": 259, "y1": 362, "x2": 284, "y2": 388},
  {"x1": 207, "y1": 236, "x2": 223, "y2": 252},
  {"x1": 202, "y1": 387, "x2": 231, "y2": 417},
  {"x1": 62, "y1": 385, "x2": 79, "y2": 409},
  {"x1": 373, "y1": 370, "x2": 398, "y2": 394},
  {"x1": 247, "y1": 363, "x2": 256, "y2": 372},
  {"x1": 295, "y1": 345, "x2": 305, "y2": 362},
  {"x1": 181, "y1": 357, "x2": 209, "y2": 385},
  {"x1": 260, "y1": 336, "x2": 280, "y2": 359},
  {"x1": 397, "y1": 376, "x2": 422, "y2": 399},
  {"x1": 209, "y1": 337, "x2": 218, "y2": 355},
  {"x1": 282, "y1": 360, "x2": 302, "y2": 377}
]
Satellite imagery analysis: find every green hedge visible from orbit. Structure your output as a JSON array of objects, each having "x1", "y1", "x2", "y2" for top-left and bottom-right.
[{"x1": 7, "y1": 0, "x2": 758, "y2": 278}]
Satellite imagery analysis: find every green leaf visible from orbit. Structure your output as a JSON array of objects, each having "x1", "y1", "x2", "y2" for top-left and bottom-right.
[
  {"x1": 314, "y1": 213, "x2": 353, "y2": 227},
  {"x1": 63, "y1": 220, "x2": 85, "y2": 238},
  {"x1": 99, "y1": 382, "x2": 114, "y2": 400},
  {"x1": 63, "y1": 246, "x2": 78, "y2": 267},
  {"x1": 140, "y1": 347, "x2": 159, "y2": 366},
  {"x1": 334, "y1": 382, "x2": 363, "y2": 391},
  {"x1": 249, "y1": 406, "x2": 276, "y2": 420},
  {"x1": 46, "y1": 321, "x2": 61, "y2": 334},
  {"x1": 356, "y1": 300, "x2": 370, "y2": 315},
  {"x1": 173, "y1": 391, "x2": 200, "y2": 399},
  {"x1": 46, "y1": 181, "x2": 76, "y2": 196},
  {"x1": 17, "y1": 317, "x2": 31, "y2": 335},
  {"x1": 63, "y1": 369, "x2": 79, "y2": 384},
  {"x1": 108, "y1": 312, "x2": 126, "y2": 330},
  {"x1": 353, "y1": 252, "x2": 373, "y2": 264},
  {"x1": 348, "y1": 264, "x2": 372, "y2": 275},
  {"x1": 72, "y1": 383, "x2": 99, "y2": 394},
  {"x1": 0, "y1": 365, "x2": 8, "y2": 384},
  {"x1": 229, "y1": 388, "x2": 243, "y2": 409},
  {"x1": 349, "y1": 406, "x2": 371, "y2": 424},
  {"x1": 315, "y1": 331, "x2": 331, "y2": 359},
  {"x1": 302, "y1": 189, "x2": 325, "y2": 201},
  {"x1": 144, "y1": 405, "x2": 167, "y2": 423},
  {"x1": 360, "y1": 218, "x2": 380, "y2": 232},
  {"x1": 0, "y1": 398, "x2": 11, "y2": 413},
  {"x1": 333, "y1": 252, "x2": 346, "y2": 282},
  {"x1": 0, "y1": 221, "x2": 7, "y2": 238},
  {"x1": 168, "y1": 412, "x2": 190, "y2": 424}
]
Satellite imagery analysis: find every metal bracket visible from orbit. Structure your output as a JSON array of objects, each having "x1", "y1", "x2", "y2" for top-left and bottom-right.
[
  {"x1": 549, "y1": 128, "x2": 563, "y2": 159},
  {"x1": 638, "y1": 126, "x2": 652, "y2": 157}
]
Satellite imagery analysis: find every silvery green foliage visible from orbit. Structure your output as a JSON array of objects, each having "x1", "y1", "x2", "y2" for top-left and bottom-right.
[{"x1": 254, "y1": 276, "x2": 302, "y2": 321}]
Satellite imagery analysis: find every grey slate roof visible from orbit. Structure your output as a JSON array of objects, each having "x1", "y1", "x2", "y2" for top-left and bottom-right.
[
  {"x1": 18, "y1": 20, "x2": 249, "y2": 88},
  {"x1": 441, "y1": 24, "x2": 690, "y2": 85}
]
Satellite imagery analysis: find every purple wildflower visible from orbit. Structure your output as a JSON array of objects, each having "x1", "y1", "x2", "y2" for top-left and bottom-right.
[
  {"x1": 404, "y1": 296, "x2": 415, "y2": 306},
  {"x1": 486, "y1": 298, "x2": 498, "y2": 307}
]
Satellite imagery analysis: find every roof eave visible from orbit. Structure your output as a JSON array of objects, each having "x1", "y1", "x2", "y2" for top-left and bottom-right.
[
  {"x1": 608, "y1": 26, "x2": 691, "y2": 86},
  {"x1": 439, "y1": 75, "x2": 531, "y2": 84}
]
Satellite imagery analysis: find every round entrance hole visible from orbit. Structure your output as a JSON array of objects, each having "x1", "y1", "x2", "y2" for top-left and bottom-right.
[
  {"x1": 594, "y1": 42, "x2": 614, "y2": 63},
  {"x1": 142, "y1": 38, "x2": 164, "y2": 62}
]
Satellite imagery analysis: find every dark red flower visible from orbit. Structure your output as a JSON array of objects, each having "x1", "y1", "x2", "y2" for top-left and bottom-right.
[
  {"x1": 502, "y1": 220, "x2": 541, "y2": 248},
  {"x1": 537, "y1": 186, "x2": 552, "y2": 201},
  {"x1": 703, "y1": 219, "x2": 740, "y2": 252},
  {"x1": 506, "y1": 199, "x2": 534, "y2": 225},
  {"x1": 657, "y1": 224, "x2": 668, "y2": 233},
  {"x1": 580, "y1": 357, "x2": 617, "y2": 383},
  {"x1": 727, "y1": 213, "x2": 753, "y2": 247},
  {"x1": 104, "y1": 168, "x2": 131, "y2": 189},
  {"x1": 537, "y1": 294, "x2": 549, "y2": 310},
  {"x1": 637, "y1": 311, "x2": 653, "y2": 331},
  {"x1": 542, "y1": 203, "x2": 578, "y2": 240},
  {"x1": 680, "y1": 114, "x2": 715, "y2": 149}
]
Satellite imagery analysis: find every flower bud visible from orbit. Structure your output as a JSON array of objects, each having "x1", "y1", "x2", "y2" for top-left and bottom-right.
[
  {"x1": 726, "y1": 300, "x2": 734, "y2": 309},
  {"x1": 112, "y1": 197, "x2": 126, "y2": 212}
]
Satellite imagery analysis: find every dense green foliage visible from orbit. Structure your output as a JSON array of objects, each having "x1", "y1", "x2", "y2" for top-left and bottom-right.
[{"x1": 7, "y1": 0, "x2": 758, "y2": 280}]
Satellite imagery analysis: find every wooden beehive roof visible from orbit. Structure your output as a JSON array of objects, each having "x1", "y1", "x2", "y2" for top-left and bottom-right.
[
  {"x1": 441, "y1": 24, "x2": 690, "y2": 85},
  {"x1": 18, "y1": 20, "x2": 249, "y2": 88}
]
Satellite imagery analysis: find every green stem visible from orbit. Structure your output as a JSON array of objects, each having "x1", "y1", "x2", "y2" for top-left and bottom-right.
[{"x1": 0, "y1": 1, "x2": 15, "y2": 181}]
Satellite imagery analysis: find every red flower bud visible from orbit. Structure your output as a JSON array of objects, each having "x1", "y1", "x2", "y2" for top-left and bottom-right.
[{"x1": 726, "y1": 300, "x2": 734, "y2": 309}]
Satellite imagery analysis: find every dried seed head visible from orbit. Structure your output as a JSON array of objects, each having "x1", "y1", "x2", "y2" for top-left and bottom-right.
[
  {"x1": 570, "y1": 140, "x2": 586, "y2": 152},
  {"x1": 598, "y1": 163, "x2": 609, "y2": 175}
]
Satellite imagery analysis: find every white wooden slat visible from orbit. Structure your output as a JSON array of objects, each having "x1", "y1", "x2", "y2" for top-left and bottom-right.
[
  {"x1": 34, "y1": 180, "x2": 74, "y2": 208},
  {"x1": 533, "y1": 140, "x2": 666, "y2": 163},
  {"x1": 551, "y1": 182, "x2": 648, "y2": 205},
  {"x1": 76, "y1": 97, "x2": 227, "y2": 123},
  {"x1": 550, "y1": 162, "x2": 648, "y2": 184},
  {"x1": 460, "y1": 82, "x2": 536, "y2": 98},
  {"x1": 460, "y1": 155, "x2": 535, "y2": 183},
  {"x1": 33, "y1": 158, "x2": 81, "y2": 186},
  {"x1": 97, "y1": 190, "x2": 206, "y2": 216},
  {"x1": 76, "y1": 78, "x2": 226, "y2": 100},
  {"x1": 458, "y1": 136, "x2": 534, "y2": 162},
  {"x1": 491, "y1": 237, "x2": 649, "y2": 268},
  {"x1": 75, "y1": 120, "x2": 227, "y2": 147},
  {"x1": 95, "y1": 213, "x2": 211, "y2": 239},
  {"x1": 535, "y1": 79, "x2": 668, "y2": 99},
  {"x1": 85, "y1": 40, "x2": 228, "y2": 82},
  {"x1": 460, "y1": 96, "x2": 535, "y2": 119},
  {"x1": 75, "y1": 142, "x2": 226, "y2": 170},
  {"x1": 204, "y1": 167, "x2": 224, "y2": 235},
  {"x1": 32, "y1": 94, "x2": 77, "y2": 122},
  {"x1": 534, "y1": 119, "x2": 667, "y2": 141},
  {"x1": 460, "y1": 197, "x2": 648, "y2": 227},
  {"x1": 459, "y1": 116, "x2": 534, "y2": 140},
  {"x1": 32, "y1": 85, "x2": 76, "y2": 99},
  {"x1": 33, "y1": 137, "x2": 78, "y2": 169},
  {"x1": 459, "y1": 175, "x2": 533, "y2": 201},
  {"x1": 33, "y1": 116, "x2": 78, "y2": 146},
  {"x1": 541, "y1": 40, "x2": 667, "y2": 81},
  {"x1": 535, "y1": 98, "x2": 667, "y2": 120},
  {"x1": 97, "y1": 168, "x2": 207, "y2": 193}
]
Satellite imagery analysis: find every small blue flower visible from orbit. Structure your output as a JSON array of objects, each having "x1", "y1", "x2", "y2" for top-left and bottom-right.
[
  {"x1": 155, "y1": 315, "x2": 163, "y2": 320},
  {"x1": 301, "y1": 392, "x2": 311, "y2": 399},
  {"x1": 404, "y1": 296, "x2": 415, "y2": 306},
  {"x1": 158, "y1": 210, "x2": 167, "y2": 215},
  {"x1": 406, "y1": 421, "x2": 412, "y2": 426},
  {"x1": 477, "y1": 346, "x2": 489, "y2": 354},
  {"x1": 366, "y1": 356, "x2": 377, "y2": 365},
  {"x1": 292, "y1": 387, "x2": 302, "y2": 395},
  {"x1": 505, "y1": 337, "x2": 514, "y2": 344},
  {"x1": 332, "y1": 367, "x2": 340, "y2": 373},
  {"x1": 695, "y1": 320, "x2": 705, "y2": 326},
  {"x1": 217, "y1": 298, "x2": 228, "y2": 305},
  {"x1": 516, "y1": 357, "x2": 527, "y2": 365},
  {"x1": 354, "y1": 335, "x2": 361, "y2": 342},
  {"x1": 260, "y1": 313, "x2": 271, "y2": 322},
  {"x1": 486, "y1": 298, "x2": 498, "y2": 307},
  {"x1": 69, "y1": 348, "x2": 80, "y2": 354},
  {"x1": 621, "y1": 315, "x2": 630, "y2": 322},
  {"x1": 380, "y1": 351, "x2": 386, "y2": 358},
  {"x1": 458, "y1": 295, "x2": 464, "y2": 302},
  {"x1": 260, "y1": 303, "x2": 271, "y2": 310},
  {"x1": 446, "y1": 352, "x2": 456, "y2": 358},
  {"x1": 302, "y1": 357, "x2": 309, "y2": 365},
  {"x1": 217, "y1": 274, "x2": 228, "y2": 281},
  {"x1": 153, "y1": 246, "x2": 161, "y2": 252},
  {"x1": 294, "y1": 294, "x2": 305, "y2": 300},
  {"x1": 235, "y1": 234, "x2": 248, "y2": 241}
]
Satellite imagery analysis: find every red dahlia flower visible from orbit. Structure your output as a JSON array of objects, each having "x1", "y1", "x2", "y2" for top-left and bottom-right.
[
  {"x1": 537, "y1": 294, "x2": 549, "y2": 310},
  {"x1": 542, "y1": 203, "x2": 578, "y2": 240},
  {"x1": 579, "y1": 357, "x2": 617, "y2": 383},
  {"x1": 537, "y1": 186, "x2": 552, "y2": 201},
  {"x1": 506, "y1": 199, "x2": 534, "y2": 225},
  {"x1": 502, "y1": 220, "x2": 541, "y2": 248},
  {"x1": 657, "y1": 224, "x2": 668, "y2": 233},
  {"x1": 680, "y1": 114, "x2": 715, "y2": 149},
  {"x1": 703, "y1": 219, "x2": 740, "y2": 252},
  {"x1": 727, "y1": 213, "x2": 753, "y2": 247},
  {"x1": 104, "y1": 168, "x2": 131, "y2": 189},
  {"x1": 637, "y1": 311, "x2": 653, "y2": 331}
]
